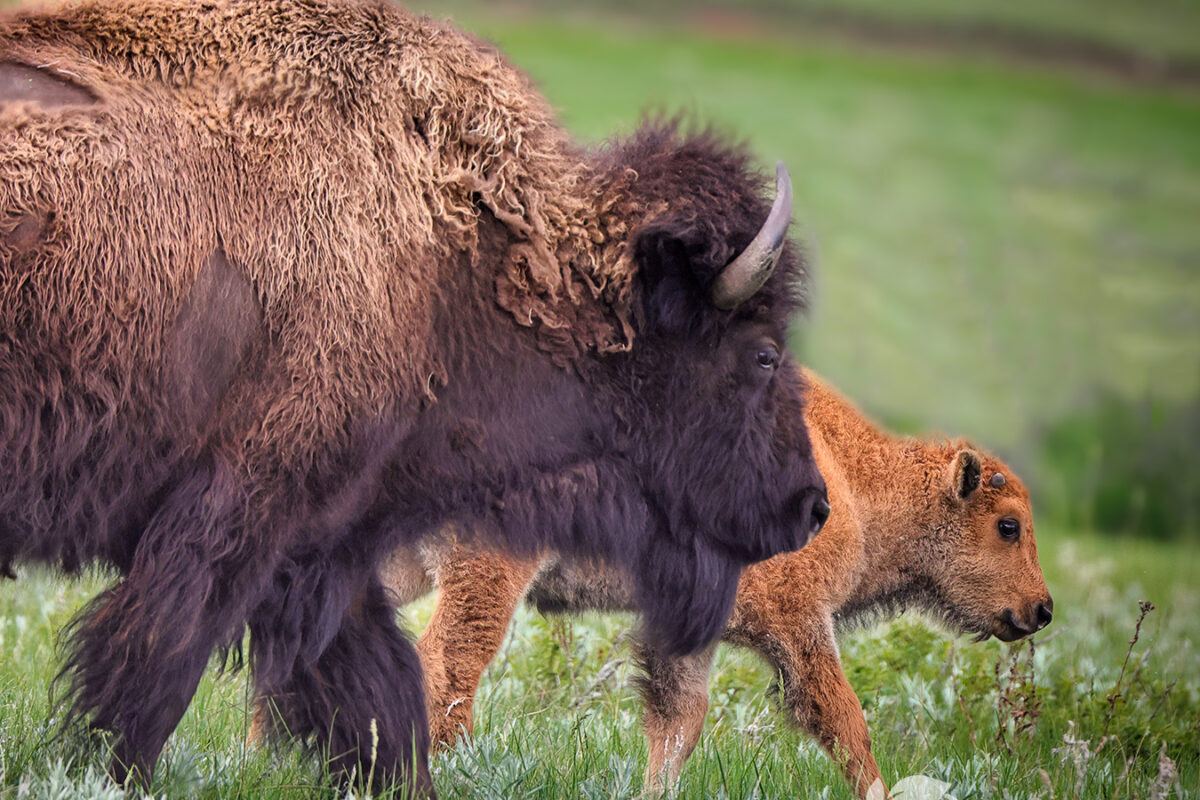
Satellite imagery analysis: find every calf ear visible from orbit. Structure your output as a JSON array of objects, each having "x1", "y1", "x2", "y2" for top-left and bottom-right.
[{"x1": 948, "y1": 449, "x2": 982, "y2": 500}]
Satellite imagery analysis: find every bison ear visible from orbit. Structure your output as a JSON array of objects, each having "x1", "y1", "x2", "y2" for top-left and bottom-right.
[
  {"x1": 633, "y1": 220, "x2": 713, "y2": 336},
  {"x1": 635, "y1": 216, "x2": 740, "y2": 337},
  {"x1": 948, "y1": 449, "x2": 982, "y2": 501}
]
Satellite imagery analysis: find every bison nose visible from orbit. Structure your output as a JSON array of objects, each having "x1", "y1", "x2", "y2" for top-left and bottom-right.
[
  {"x1": 1034, "y1": 598, "x2": 1054, "y2": 630},
  {"x1": 811, "y1": 495, "x2": 830, "y2": 535}
]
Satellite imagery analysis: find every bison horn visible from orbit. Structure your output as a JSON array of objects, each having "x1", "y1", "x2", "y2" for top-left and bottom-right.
[{"x1": 710, "y1": 162, "x2": 793, "y2": 310}]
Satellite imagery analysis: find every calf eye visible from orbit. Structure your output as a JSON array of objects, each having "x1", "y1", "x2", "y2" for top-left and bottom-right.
[
  {"x1": 997, "y1": 517, "x2": 1020, "y2": 541},
  {"x1": 755, "y1": 346, "x2": 780, "y2": 371}
]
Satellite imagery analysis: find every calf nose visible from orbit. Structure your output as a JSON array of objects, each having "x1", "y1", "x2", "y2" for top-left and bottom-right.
[
  {"x1": 811, "y1": 495, "x2": 830, "y2": 535},
  {"x1": 1034, "y1": 598, "x2": 1054, "y2": 630}
]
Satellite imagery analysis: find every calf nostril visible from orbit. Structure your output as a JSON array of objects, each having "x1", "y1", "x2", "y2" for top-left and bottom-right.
[
  {"x1": 1002, "y1": 608, "x2": 1027, "y2": 634},
  {"x1": 1035, "y1": 601, "x2": 1053, "y2": 629},
  {"x1": 811, "y1": 496, "x2": 830, "y2": 534}
]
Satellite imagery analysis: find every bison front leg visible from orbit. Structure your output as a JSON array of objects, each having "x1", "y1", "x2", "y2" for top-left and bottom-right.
[
  {"x1": 66, "y1": 582, "x2": 218, "y2": 786},
  {"x1": 761, "y1": 619, "x2": 884, "y2": 800},
  {"x1": 636, "y1": 640, "x2": 718, "y2": 794},
  {"x1": 256, "y1": 578, "x2": 434, "y2": 798},
  {"x1": 417, "y1": 546, "x2": 540, "y2": 749},
  {"x1": 62, "y1": 465, "x2": 265, "y2": 786}
]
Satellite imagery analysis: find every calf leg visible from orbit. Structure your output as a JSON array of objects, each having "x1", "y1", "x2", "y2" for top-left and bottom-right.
[
  {"x1": 755, "y1": 618, "x2": 884, "y2": 800},
  {"x1": 417, "y1": 546, "x2": 540, "y2": 749},
  {"x1": 255, "y1": 578, "x2": 433, "y2": 797},
  {"x1": 636, "y1": 641, "x2": 718, "y2": 793}
]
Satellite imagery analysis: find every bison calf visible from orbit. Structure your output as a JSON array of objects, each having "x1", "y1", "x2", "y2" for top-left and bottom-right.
[
  {"x1": 0, "y1": 0, "x2": 827, "y2": 793},
  {"x1": 399, "y1": 370, "x2": 1052, "y2": 798}
]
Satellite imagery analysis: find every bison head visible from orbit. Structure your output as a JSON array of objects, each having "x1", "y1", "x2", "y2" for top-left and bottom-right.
[
  {"x1": 408, "y1": 125, "x2": 828, "y2": 658},
  {"x1": 928, "y1": 449, "x2": 1053, "y2": 642},
  {"x1": 584, "y1": 127, "x2": 829, "y2": 654}
]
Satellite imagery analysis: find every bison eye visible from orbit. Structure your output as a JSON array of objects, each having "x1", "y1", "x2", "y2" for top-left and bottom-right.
[
  {"x1": 755, "y1": 346, "x2": 780, "y2": 371},
  {"x1": 998, "y1": 517, "x2": 1020, "y2": 541}
]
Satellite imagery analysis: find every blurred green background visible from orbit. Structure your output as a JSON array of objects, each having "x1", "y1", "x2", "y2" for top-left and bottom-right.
[{"x1": 414, "y1": 0, "x2": 1200, "y2": 542}]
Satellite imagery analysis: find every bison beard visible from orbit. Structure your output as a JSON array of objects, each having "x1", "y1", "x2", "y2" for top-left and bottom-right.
[{"x1": 0, "y1": 0, "x2": 825, "y2": 795}]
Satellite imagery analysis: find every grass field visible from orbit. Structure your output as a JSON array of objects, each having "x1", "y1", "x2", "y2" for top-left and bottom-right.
[
  {"x1": 3, "y1": 528, "x2": 1197, "y2": 798},
  {"x1": 2, "y1": 4, "x2": 1199, "y2": 800}
]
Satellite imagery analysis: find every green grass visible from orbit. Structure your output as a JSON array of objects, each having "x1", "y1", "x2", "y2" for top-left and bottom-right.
[
  {"x1": 784, "y1": 0, "x2": 1200, "y2": 64},
  {"x1": 772, "y1": 0, "x2": 1200, "y2": 65},
  {"x1": 3, "y1": 527, "x2": 1197, "y2": 798},
  {"x1": 2, "y1": 8, "x2": 1199, "y2": 800}
]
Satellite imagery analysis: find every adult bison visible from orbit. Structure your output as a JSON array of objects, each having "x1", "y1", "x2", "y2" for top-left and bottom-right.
[{"x1": 0, "y1": 0, "x2": 826, "y2": 794}]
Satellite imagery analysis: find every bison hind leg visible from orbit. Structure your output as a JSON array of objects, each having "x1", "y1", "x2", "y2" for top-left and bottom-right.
[{"x1": 255, "y1": 579, "x2": 433, "y2": 798}]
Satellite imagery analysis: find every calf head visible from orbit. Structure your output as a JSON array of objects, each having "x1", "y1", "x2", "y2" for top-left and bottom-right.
[{"x1": 928, "y1": 448, "x2": 1052, "y2": 642}]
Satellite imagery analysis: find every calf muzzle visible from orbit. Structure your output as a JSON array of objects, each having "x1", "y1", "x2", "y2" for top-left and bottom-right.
[{"x1": 998, "y1": 597, "x2": 1054, "y2": 641}]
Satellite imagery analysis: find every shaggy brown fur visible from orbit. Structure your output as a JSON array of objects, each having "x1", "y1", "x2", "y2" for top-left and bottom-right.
[
  {"x1": 0, "y1": 0, "x2": 828, "y2": 793},
  {"x1": 398, "y1": 371, "x2": 1052, "y2": 798}
]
